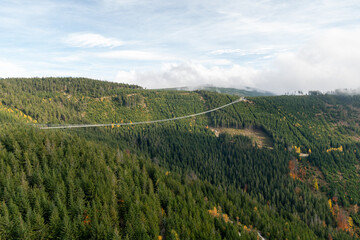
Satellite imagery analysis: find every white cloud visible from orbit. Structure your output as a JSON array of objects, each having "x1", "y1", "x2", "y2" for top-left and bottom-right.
[
  {"x1": 194, "y1": 58, "x2": 233, "y2": 66},
  {"x1": 95, "y1": 50, "x2": 176, "y2": 61},
  {"x1": 115, "y1": 29, "x2": 360, "y2": 94},
  {"x1": 210, "y1": 47, "x2": 282, "y2": 56},
  {"x1": 0, "y1": 60, "x2": 27, "y2": 78},
  {"x1": 54, "y1": 55, "x2": 82, "y2": 62},
  {"x1": 258, "y1": 29, "x2": 360, "y2": 93},
  {"x1": 116, "y1": 70, "x2": 137, "y2": 84},
  {"x1": 116, "y1": 62, "x2": 258, "y2": 89},
  {"x1": 65, "y1": 33, "x2": 124, "y2": 48}
]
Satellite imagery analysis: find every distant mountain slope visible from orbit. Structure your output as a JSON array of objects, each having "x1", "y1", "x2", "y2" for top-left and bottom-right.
[{"x1": 164, "y1": 85, "x2": 275, "y2": 96}]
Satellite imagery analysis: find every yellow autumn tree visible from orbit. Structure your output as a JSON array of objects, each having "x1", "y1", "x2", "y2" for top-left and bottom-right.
[
  {"x1": 208, "y1": 207, "x2": 220, "y2": 218},
  {"x1": 292, "y1": 145, "x2": 301, "y2": 154},
  {"x1": 222, "y1": 214, "x2": 230, "y2": 223},
  {"x1": 328, "y1": 199, "x2": 332, "y2": 210},
  {"x1": 313, "y1": 178, "x2": 319, "y2": 191},
  {"x1": 348, "y1": 217, "x2": 353, "y2": 232}
]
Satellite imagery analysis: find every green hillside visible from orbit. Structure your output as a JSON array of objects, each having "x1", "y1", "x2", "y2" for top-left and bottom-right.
[{"x1": 0, "y1": 77, "x2": 359, "y2": 239}]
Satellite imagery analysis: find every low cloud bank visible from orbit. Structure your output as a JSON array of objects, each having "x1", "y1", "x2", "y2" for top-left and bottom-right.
[
  {"x1": 333, "y1": 88, "x2": 360, "y2": 95},
  {"x1": 116, "y1": 63, "x2": 258, "y2": 89},
  {"x1": 116, "y1": 29, "x2": 360, "y2": 94}
]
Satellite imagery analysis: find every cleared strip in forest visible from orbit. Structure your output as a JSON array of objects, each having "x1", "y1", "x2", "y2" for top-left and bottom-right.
[{"x1": 37, "y1": 98, "x2": 244, "y2": 129}]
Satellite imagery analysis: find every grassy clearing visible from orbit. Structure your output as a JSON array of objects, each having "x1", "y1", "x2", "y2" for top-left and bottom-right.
[{"x1": 210, "y1": 127, "x2": 273, "y2": 149}]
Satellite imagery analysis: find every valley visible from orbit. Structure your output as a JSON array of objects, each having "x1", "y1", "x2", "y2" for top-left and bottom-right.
[{"x1": 0, "y1": 77, "x2": 359, "y2": 239}]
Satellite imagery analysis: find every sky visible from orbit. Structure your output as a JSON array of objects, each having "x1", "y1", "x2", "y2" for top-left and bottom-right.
[{"x1": 1, "y1": 0, "x2": 360, "y2": 94}]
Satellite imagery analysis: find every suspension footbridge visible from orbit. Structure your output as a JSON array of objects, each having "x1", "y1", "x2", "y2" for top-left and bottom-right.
[{"x1": 38, "y1": 98, "x2": 244, "y2": 129}]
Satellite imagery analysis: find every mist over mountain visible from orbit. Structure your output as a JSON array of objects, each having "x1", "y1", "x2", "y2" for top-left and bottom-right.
[
  {"x1": 162, "y1": 84, "x2": 275, "y2": 97},
  {"x1": 332, "y1": 88, "x2": 360, "y2": 96}
]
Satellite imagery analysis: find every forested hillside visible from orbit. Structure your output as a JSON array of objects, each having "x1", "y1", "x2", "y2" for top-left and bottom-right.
[{"x1": 0, "y1": 77, "x2": 359, "y2": 239}]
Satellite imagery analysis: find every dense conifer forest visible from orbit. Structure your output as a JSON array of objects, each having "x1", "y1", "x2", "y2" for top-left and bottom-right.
[{"x1": 0, "y1": 77, "x2": 360, "y2": 239}]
